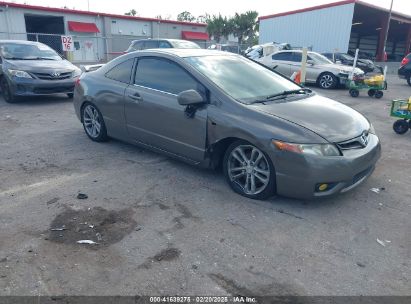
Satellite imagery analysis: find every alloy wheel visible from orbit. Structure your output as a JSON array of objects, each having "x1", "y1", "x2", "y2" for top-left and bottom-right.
[
  {"x1": 83, "y1": 104, "x2": 102, "y2": 138},
  {"x1": 319, "y1": 74, "x2": 334, "y2": 89},
  {"x1": 227, "y1": 145, "x2": 270, "y2": 195}
]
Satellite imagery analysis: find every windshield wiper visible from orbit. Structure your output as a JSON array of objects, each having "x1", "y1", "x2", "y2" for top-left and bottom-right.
[
  {"x1": 250, "y1": 88, "x2": 313, "y2": 104},
  {"x1": 265, "y1": 88, "x2": 312, "y2": 100}
]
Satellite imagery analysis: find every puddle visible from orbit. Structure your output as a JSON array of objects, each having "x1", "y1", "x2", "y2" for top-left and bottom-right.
[{"x1": 47, "y1": 207, "x2": 137, "y2": 249}]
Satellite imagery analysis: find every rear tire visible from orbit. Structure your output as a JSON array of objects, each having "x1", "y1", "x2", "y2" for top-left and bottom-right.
[
  {"x1": 374, "y1": 91, "x2": 383, "y2": 99},
  {"x1": 0, "y1": 78, "x2": 18, "y2": 103},
  {"x1": 407, "y1": 75, "x2": 411, "y2": 86},
  {"x1": 317, "y1": 72, "x2": 338, "y2": 89},
  {"x1": 393, "y1": 120, "x2": 409, "y2": 134},
  {"x1": 367, "y1": 89, "x2": 375, "y2": 97},
  {"x1": 223, "y1": 140, "x2": 276, "y2": 200},
  {"x1": 81, "y1": 102, "x2": 108, "y2": 142}
]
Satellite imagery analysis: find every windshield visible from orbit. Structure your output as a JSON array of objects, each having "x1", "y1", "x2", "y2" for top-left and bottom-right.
[
  {"x1": 309, "y1": 53, "x2": 333, "y2": 65},
  {"x1": 185, "y1": 55, "x2": 302, "y2": 104},
  {"x1": 0, "y1": 43, "x2": 61, "y2": 60},
  {"x1": 170, "y1": 40, "x2": 201, "y2": 49}
]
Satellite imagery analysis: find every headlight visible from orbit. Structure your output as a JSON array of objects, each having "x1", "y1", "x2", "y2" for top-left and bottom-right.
[
  {"x1": 8, "y1": 69, "x2": 32, "y2": 78},
  {"x1": 273, "y1": 140, "x2": 341, "y2": 156},
  {"x1": 72, "y1": 69, "x2": 82, "y2": 77}
]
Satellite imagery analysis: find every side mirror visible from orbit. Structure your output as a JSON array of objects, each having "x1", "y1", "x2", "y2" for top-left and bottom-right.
[
  {"x1": 177, "y1": 89, "x2": 205, "y2": 106},
  {"x1": 307, "y1": 60, "x2": 315, "y2": 66}
]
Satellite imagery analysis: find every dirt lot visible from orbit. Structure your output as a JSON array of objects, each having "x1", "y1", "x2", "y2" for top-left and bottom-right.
[{"x1": 0, "y1": 75, "x2": 410, "y2": 296}]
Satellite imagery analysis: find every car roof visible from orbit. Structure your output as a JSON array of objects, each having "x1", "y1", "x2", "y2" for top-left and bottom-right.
[
  {"x1": 131, "y1": 38, "x2": 196, "y2": 43},
  {"x1": 135, "y1": 48, "x2": 238, "y2": 58},
  {"x1": 0, "y1": 40, "x2": 45, "y2": 46}
]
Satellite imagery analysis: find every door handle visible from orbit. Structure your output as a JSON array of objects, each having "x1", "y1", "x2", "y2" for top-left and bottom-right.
[{"x1": 128, "y1": 93, "x2": 142, "y2": 102}]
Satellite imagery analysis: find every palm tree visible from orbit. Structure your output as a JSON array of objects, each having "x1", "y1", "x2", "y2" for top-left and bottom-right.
[
  {"x1": 206, "y1": 14, "x2": 231, "y2": 43},
  {"x1": 231, "y1": 11, "x2": 259, "y2": 45}
]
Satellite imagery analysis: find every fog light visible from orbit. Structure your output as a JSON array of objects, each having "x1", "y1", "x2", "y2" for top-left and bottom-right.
[
  {"x1": 318, "y1": 184, "x2": 328, "y2": 191},
  {"x1": 315, "y1": 183, "x2": 338, "y2": 193}
]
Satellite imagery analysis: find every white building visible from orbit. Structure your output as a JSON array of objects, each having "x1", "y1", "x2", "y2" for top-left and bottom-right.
[
  {"x1": 259, "y1": 0, "x2": 411, "y2": 61},
  {"x1": 0, "y1": 1, "x2": 209, "y2": 62}
]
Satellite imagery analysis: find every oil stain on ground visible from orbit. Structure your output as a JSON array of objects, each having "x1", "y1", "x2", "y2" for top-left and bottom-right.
[
  {"x1": 208, "y1": 273, "x2": 301, "y2": 297},
  {"x1": 47, "y1": 206, "x2": 137, "y2": 249},
  {"x1": 138, "y1": 247, "x2": 181, "y2": 269}
]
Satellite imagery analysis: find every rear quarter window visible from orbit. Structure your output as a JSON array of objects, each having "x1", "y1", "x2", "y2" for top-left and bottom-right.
[{"x1": 105, "y1": 58, "x2": 134, "y2": 83}]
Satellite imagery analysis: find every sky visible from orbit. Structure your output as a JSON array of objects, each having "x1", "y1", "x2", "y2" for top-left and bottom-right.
[{"x1": 5, "y1": 0, "x2": 411, "y2": 20}]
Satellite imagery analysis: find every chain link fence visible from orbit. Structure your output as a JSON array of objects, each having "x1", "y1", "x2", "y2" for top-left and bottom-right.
[{"x1": 0, "y1": 32, "x2": 255, "y2": 64}]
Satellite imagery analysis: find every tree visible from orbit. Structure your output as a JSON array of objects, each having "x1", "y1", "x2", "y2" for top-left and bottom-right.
[
  {"x1": 206, "y1": 14, "x2": 231, "y2": 43},
  {"x1": 231, "y1": 11, "x2": 259, "y2": 45},
  {"x1": 177, "y1": 11, "x2": 196, "y2": 22},
  {"x1": 125, "y1": 9, "x2": 137, "y2": 16},
  {"x1": 196, "y1": 14, "x2": 209, "y2": 24}
]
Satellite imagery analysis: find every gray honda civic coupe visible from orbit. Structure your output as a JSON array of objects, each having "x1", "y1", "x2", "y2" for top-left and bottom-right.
[{"x1": 73, "y1": 49, "x2": 381, "y2": 200}]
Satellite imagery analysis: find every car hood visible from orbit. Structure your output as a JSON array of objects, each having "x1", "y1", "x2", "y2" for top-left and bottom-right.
[
  {"x1": 251, "y1": 94, "x2": 370, "y2": 143},
  {"x1": 4, "y1": 59, "x2": 77, "y2": 73},
  {"x1": 331, "y1": 64, "x2": 364, "y2": 74}
]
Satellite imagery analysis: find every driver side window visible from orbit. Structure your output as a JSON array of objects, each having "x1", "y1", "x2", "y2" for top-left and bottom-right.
[{"x1": 134, "y1": 57, "x2": 207, "y2": 99}]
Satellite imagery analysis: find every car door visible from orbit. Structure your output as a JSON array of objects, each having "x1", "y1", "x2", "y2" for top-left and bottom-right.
[
  {"x1": 97, "y1": 58, "x2": 135, "y2": 138},
  {"x1": 270, "y1": 52, "x2": 293, "y2": 76},
  {"x1": 124, "y1": 56, "x2": 208, "y2": 162},
  {"x1": 288, "y1": 51, "x2": 303, "y2": 76}
]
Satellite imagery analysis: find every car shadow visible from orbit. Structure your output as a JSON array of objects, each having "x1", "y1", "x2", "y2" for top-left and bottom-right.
[{"x1": 0, "y1": 94, "x2": 72, "y2": 106}]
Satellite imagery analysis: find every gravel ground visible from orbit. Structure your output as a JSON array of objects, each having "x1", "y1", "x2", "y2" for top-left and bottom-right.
[{"x1": 0, "y1": 75, "x2": 410, "y2": 296}]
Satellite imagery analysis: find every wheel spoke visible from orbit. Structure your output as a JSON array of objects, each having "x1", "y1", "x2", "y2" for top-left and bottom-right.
[
  {"x1": 230, "y1": 166, "x2": 246, "y2": 173},
  {"x1": 236, "y1": 147, "x2": 249, "y2": 163},
  {"x1": 94, "y1": 121, "x2": 101, "y2": 133},
  {"x1": 232, "y1": 151, "x2": 244, "y2": 164},
  {"x1": 231, "y1": 171, "x2": 245, "y2": 180},
  {"x1": 254, "y1": 172, "x2": 269, "y2": 184},
  {"x1": 244, "y1": 174, "x2": 251, "y2": 192},
  {"x1": 250, "y1": 175, "x2": 256, "y2": 193},
  {"x1": 85, "y1": 107, "x2": 93, "y2": 119}
]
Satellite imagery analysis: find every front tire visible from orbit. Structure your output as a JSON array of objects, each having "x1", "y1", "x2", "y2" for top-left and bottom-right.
[
  {"x1": 317, "y1": 72, "x2": 338, "y2": 89},
  {"x1": 81, "y1": 103, "x2": 108, "y2": 142},
  {"x1": 349, "y1": 89, "x2": 359, "y2": 97},
  {"x1": 223, "y1": 140, "x2": 276, "y2": 200},
  {"x1": 407, "y1": 75, "x2": 411, "y2": 86},
  {"x1": 0, "y1": 78, "x2": 17, "y2": 103},
  {"x1": 393, "y1": 120, "x2": 409, "y2": 134}
]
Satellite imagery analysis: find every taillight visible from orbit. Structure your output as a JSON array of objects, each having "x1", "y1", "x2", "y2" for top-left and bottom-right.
[
  {"x1": 401, "y1": 57, "x2": 410, "y2": 66},
  {"x1": 75, "y1": 78, "x2": 81, "y2": 86}
]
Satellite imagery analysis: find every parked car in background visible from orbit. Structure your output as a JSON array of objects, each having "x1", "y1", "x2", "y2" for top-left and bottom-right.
[
  {"x1": 0, "y1": 40, "x2": 82, "y2": 103},
  {"x1": 348, "y1": 50, "x2": 375, "y2": 61},
  {"x1": 125, "y1": 39, "x2": 200, "y2": 53},
  {"x1": 73, "y1": 49, "x2": 380, "y2": 200},
  {"x1": 245, "y1": 42, "x2": 291, "y2": 60},
  {"x1": 207, "y1": 44, "x2": 239, "y2": 54},
  {"x1": 322, "y1": 52, "x2": 379, "y2": 74},
  {"x1": 263, "y1": 50, "x2": 364, "y2": 89},
  {"x1": 398, "y1": 53, "x2": 411, "y2": 86}
]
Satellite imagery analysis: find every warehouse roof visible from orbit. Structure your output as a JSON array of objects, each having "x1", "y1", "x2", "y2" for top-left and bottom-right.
[
  {"x1": 259, "y1": 0, "x2": 411, "y2": 23},
  {"x1": 0, "y1": 1, "x2": 207, "y2": 27}
]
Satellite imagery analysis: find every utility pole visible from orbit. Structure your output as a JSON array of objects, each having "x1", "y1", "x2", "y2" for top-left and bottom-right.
[
  {"x1": 382, "y1": 0, "x2": 394, "y2": 61},
  {"x1": 87, "y1": 0, "x2": 90, "y2": 11}
]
